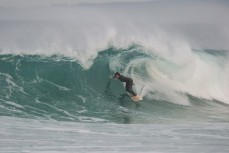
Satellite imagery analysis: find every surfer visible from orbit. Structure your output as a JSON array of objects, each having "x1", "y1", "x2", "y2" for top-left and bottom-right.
[{"x1": 113, "y1": 72, "x2": 137, "y2": 98}]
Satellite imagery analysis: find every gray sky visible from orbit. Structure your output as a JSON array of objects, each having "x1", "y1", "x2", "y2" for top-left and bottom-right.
[{"x1": 0, "y1": 0, "x2": 150, "y2": 7}]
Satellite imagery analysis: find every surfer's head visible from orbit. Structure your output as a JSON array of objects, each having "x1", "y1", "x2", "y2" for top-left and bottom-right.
[{"x1": 113, "y1": 72, "x2": 120, "y2": 78}]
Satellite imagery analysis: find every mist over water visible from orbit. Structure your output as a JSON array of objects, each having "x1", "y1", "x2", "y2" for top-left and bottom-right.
[{"x1": 0, "y1": 0, "x2": 229, "y2": 57}]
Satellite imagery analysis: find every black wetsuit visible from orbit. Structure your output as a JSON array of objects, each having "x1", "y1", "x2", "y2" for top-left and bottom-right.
[{"x1": 118, "y1": 75, "x2": 137, "y2": 96}]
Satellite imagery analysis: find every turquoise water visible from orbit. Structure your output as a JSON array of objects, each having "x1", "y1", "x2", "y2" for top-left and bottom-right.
[{"x1": 1, "y1": 48, "x2": 228, "y2": 123}]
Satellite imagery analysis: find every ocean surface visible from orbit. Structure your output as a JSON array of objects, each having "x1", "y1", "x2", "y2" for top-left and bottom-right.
[{"x1": 0, "y1": 1, "x2": 229, "y2": 153}]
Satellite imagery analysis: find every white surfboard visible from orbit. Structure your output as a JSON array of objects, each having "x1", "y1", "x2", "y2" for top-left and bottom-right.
[{"x1": 131, "y1": 95, "x2": 143, "y2": 102}]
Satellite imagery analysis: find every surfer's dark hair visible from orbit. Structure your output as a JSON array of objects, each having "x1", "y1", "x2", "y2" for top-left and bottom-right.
[
  {"x1": 113, "y1": 72, "x2": 120, "y2": 78},
  {"x1": 115, "y1": 72, "x2": 120, "y2": 76}
]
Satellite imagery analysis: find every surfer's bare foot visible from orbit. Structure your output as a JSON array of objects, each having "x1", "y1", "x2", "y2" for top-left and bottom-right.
[{"x1": 132, "y1": 96, "x2": 137, "y2": 100}]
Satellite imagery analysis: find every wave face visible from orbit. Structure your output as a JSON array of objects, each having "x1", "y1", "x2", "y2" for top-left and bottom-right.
[
  {"x1": 0, "y1": 1, "x2": 229, "y2": 123},
  {"x1": 0, "y1": 47, "x2": 229, "y2": 123}
]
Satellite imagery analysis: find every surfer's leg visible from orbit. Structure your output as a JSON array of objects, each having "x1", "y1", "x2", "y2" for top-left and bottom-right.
[
  {"x1": 128, "y1": 89, "x2": 137, "y2": 96},
  {"x1": 126, "y1": 83, "x2": 137, "y2": 96}
]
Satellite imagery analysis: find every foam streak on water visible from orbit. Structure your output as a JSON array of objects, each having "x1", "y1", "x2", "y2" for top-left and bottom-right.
[{"x1": 0, "y1": 116, "x2": 229, "y2": 153}]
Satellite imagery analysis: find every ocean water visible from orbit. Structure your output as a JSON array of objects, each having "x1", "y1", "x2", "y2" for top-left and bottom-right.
[{"x1": 0, "y1": 1, "x2": 229, "y2": 153}]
